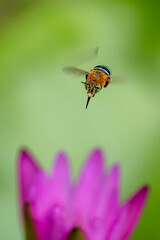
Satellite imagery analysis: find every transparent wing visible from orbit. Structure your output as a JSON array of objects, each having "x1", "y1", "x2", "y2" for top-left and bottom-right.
[
  {"x1": 68, "y1": 47, "x2": 99, "y2": 66},
  {"x1": 77, "y1": 47, "x2": 99, "y2": 65},
  {"x1": 111, "y1": 75, "x2": 128, "y2": 84},
  {"x1": 63, "y1": 66, "x2": 89, "y2": 77}
]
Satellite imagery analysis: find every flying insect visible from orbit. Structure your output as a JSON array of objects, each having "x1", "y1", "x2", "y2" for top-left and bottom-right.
[{"x1": 63, "y1": 64, "x2": 112, "y2": 109}]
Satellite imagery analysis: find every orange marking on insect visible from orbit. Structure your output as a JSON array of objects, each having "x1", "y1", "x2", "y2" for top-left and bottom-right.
[{"x1": 87, "y1": 69, "x2": 108, "y2": 87}]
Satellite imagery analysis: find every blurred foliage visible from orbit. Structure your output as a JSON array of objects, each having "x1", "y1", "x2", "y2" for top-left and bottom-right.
[{"x1": 0, "y1": 0, "x2": 159, "y2": 239}]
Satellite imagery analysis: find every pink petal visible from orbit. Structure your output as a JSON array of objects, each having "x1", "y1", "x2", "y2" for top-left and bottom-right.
[
  {"x1": 18, "y1": 149, "x2": 41, "y2": 208},
  {"x1": 109, "y1": 185, "x2": 149, "y2": 240},
  {"x1": 26, "y1": 152, "x2": 72, "y2": 240},
  {"x1": 103, "y1": 165, "x2": 120, "y2": 236},
  {"x1": 31, "y1": 152, "x2": 71, "y2": 220},
  {"x1": 94, "y1": 164, "x2": 120, "y2": 219},
  {"x1": 33, "y1": 205, "x2": 69, "y2": 240},
  {"x1": 72, "y1": 149, "x2": 105, "y2": 226},
  {"x1": 29, "y1": 171, "x2": 51, "y2": 219},
  {"x1": 87, "y1": 165, "x2": 120, "y2": 240},
  {"x1": 51, "y1": 151, "x2": 71, "y2": 205}
]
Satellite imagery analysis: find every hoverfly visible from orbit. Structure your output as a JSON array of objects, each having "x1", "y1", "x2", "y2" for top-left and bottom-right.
[{"x1": 63, "y1": 64, "x2": 112, "y2": 109}]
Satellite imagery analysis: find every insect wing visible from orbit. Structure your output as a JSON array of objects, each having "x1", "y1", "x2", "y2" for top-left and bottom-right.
[
  {"x1": 63, "y1": 66, "x2": 89, "y2": 77},
  {"x1": 111, "y1": 75, "x2": 127, "y2": 84},
  {"x1": 77, "y1": 47, "x2": 99, "y2": 65}
]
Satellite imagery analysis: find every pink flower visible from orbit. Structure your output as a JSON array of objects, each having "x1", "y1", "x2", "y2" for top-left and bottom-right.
[{"x1": 18, "y1": 149, "x2": 149, "y2": 240}]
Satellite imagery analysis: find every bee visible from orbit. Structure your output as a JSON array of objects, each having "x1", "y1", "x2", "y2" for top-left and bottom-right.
[{"x1": 63, "y1": 64, "x2": 112, "y2": 109}]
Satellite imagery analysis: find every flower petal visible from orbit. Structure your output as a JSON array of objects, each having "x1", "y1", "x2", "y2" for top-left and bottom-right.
[
  {"x1": 109, "y1": 185, "x2": 149, "y2": 240},
  {"x1": 87, "y1": 165, "x2": 120, "y2": 240},
  {"x1": 51, "y1": 151, "x2": 72, "y2": 205},
  {"x1": 25, "y1": 152, "x2": 72, "y2": 240},
  {"x1": 94, "y1": 164, "x2": 120, "y2": 219},
  {"x1": 31, "y1": 152, "x2": 71, "y2": 220},
  {"x1": 18, "y1": 149, "x2": 41, "y2": 208},
  {"x1": 72, "y1": 149, "x2": 105, "y2": 225},
  {"x1": 34, "y1": 204, "x2": 68, "y2": 240}
]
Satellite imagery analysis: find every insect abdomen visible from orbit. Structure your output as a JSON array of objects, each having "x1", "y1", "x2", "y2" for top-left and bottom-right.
[{"x1": 93, "y1": 65, "x2": 111, "y2": 76}]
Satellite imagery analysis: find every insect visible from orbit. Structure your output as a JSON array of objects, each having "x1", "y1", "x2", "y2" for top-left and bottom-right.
[{"x1": 63, "y1": 64, "x2": 112, "y2": 109}]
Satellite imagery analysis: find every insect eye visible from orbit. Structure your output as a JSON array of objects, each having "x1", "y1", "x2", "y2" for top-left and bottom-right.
[{"x1": 86, "y1": 74, "x2": 88, "y2": 80}]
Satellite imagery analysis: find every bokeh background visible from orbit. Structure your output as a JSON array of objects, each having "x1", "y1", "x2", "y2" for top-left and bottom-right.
[{"x1": 0, "y1": 0, "x2": 160, "y2": 239}]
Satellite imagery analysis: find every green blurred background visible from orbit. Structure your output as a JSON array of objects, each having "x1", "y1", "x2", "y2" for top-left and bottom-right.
[{"x1": 0, "y1": 0, "x2": 160, "y2": 239}]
